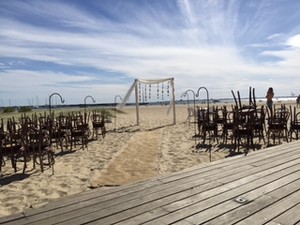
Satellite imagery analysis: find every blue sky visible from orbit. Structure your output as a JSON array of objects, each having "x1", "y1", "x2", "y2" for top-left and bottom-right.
[{"x1": 1, "y1": 0, "x2": 300, "y2": 106}]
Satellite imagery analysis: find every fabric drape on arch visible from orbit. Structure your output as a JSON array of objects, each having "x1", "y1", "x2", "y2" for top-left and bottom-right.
[{"x1": 117, "y1": 78, "x2": 176, "y2": 125}]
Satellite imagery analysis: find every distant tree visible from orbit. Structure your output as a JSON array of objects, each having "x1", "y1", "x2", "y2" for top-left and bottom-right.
[
  {"x1": 18, "y1": 106, "x2": 32, "y2": 113},
  {"x1": 2, "y1": 107, "x2": 15, "y2": 113}
]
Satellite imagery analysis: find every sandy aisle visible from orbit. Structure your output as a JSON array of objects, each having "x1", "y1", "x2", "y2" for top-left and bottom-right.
[{"x1": 91, "y1": 129, "x2": 163, "y2": 186}]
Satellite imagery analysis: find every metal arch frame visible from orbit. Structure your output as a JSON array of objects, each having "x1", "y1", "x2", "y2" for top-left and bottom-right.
[
  {"x1": 49, "y1": 92, "x2": 65, "y2": 117},
  {"x1": 84, "y1": 95, "x2": 96, "y2": 124}
]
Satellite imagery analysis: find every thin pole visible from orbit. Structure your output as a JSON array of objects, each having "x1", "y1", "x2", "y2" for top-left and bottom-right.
[
  {"x1": 171, "y1": 78, "x2": 176, "y2": 125},
  {"x1": 196, "y1": 87, "x2": 210, "y2": 162},
  {"x1": 84, "y1": 95, "x2": 96, "y2": 124},
  {"x1": 135, "y1": 80, "x2": 140, "y2": 126},
  {"x1": 48, "y1": 92, "x2": 65, "y2": 145},
  {"x1": 49, "y1": 92, "x2": 65, "y2": 118},
  {"x1": 114, "y1": 95, "x2": 122, "y2": 130},
  {"x1": 182, "y1": 89, "x2": 197, "y2": 146}
]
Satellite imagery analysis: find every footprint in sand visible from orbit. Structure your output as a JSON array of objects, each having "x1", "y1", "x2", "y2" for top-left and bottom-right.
[{"x1": 90, "y1": 129, "x2": 163, "y2": 187}]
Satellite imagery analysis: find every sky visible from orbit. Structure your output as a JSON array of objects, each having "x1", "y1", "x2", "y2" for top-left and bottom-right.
[{"x1": 1, "y1": 0, "x2": 300, "y2": 106}]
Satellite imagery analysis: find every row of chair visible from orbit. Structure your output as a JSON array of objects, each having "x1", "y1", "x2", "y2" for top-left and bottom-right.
[
  {"x1": 0, "y1": 110, "x2": 107, "y2": 173},
  {"x1": 193, "y1": 104, "x2": 300, "y2": 155}
]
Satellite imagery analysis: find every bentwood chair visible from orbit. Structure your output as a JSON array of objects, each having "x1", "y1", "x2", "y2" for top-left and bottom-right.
[
  {"x1": 266, "y1": 105, "x2": 290, "y2": 146},
  {"x1": 5, "y1": 118, "x2": 24, "y2": 172},
  {"x1": 70, "y1": 113, "x2": 90, "y2": 150},
  {"x1": 252, "y1": 105, "x2": 266, "y2": 144},
  {"x1": 91, "y1": 112, "x2": 106, "y2": 140},
  {"x1": 222, "y1": 106, "x2": 235, "y2": 145},
  {"x1": 233, "y1": 107, "x2": 255, "y2": 155},
  {"x1": 0, "y1": 127, "x2": 6, "y2": 171},
  {"x1": 19, "y1": 125, "x2": 54, "y2": 173},
  {"x1": 289, "y1": 105, "x2": 300, "y2": 141},
  {"x1": 196, "y1": 107, "x2": 218, "y2": 144}
]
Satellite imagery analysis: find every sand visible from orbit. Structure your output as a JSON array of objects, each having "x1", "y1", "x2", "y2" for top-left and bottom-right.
[{"x1": 0, "y1": 102, "x2": 298, "y2": 217}]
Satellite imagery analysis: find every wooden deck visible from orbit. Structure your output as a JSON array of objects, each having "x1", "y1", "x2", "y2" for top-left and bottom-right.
[{"x1": 1, "y1": 141, "x2": 300, "y2": 225}]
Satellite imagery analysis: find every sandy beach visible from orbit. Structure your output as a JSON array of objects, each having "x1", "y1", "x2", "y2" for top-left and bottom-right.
[{"x1": 0, "y1": 102, "x2": 298, "y2": 217}]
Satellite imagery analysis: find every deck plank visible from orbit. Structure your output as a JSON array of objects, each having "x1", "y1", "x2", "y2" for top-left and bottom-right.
[
  {"x1": 141, "y1": 163, "x2": 300, "y2": 225},
  {"x1": 0, "y1": 140, "x2": 299, "y2": 225},
  {"x1": 28, "y1": 155, "x2": 300, "y2": 225},
  {"x1": 187, "y1": 173, "x2": 300, "y2": 224},
  {"x1": 234, "y1": 189, "x2": 300, "y2": 225},
  {"x1": 264, "y1": 203, "x2": 300, "y2": 225},
  {"x1": 59, "y1": 153, "x2": 300, "y2": 225}
]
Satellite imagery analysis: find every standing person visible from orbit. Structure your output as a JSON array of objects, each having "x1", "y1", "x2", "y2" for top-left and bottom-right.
[
  {"x1": 266, "y1": 87, "x2": 274, "y2": 113},
  {"x1": 297, "y1": 95, "x2": 300, "y2": 108}
]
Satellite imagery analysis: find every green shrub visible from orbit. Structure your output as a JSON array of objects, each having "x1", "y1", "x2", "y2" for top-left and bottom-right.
[
  {"x1": 18, "y1": 106, "x2": 32, "y2": 113},
  {"x1": 2, "y1": 107, "x2": 15, "y2": 113}
]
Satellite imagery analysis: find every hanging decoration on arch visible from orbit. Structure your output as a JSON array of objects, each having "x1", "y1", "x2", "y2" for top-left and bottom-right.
[
  {"x1": 144, "y1": 83, "x2": 147, "y2": 102},
  {"x1": 157, "y1": 83, "x2": 159, "y2": 100},
  {"x1": 116, "y1": 77, "x2": 176, "y2": 126},
  {"x1": 138, "y1": 82, "x2": 141, "y2": 102},
  {"x1": 161, "y1": 82, "x2": 164, "y2": 101},
  {"x1": 167, "y1": 81, "x2": 170, "y2": 97}
]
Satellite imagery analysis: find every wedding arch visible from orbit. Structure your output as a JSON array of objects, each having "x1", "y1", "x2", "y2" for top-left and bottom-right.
[{"x1": 117, "y1": 78, "x2": 176, "y2": 125}]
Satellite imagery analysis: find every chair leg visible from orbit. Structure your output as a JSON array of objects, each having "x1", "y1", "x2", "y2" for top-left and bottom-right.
[{"x1": 285, "y1": 129, "x2": 289, "y2": 142}]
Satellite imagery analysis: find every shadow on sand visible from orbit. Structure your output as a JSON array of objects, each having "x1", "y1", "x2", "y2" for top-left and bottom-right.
[{"x1": 0, "y1": 173, "x2": 30, "y2": 186}]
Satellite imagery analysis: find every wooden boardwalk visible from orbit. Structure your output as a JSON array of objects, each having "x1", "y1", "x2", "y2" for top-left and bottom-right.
[{"x1": 1, "y1": 140, "x2": 300, "y2": 225}]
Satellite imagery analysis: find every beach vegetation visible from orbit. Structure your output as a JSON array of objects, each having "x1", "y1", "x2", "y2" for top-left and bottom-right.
[
  {"x1": 2, "y1": 107, "x2": 15, "y2": 113},
  {"x1": 17, "y1": 106, "x2": 32, "y2": 113}
]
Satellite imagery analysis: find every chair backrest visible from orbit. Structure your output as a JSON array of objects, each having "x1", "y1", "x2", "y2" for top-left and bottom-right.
[
  {"x1": 0, "y1": 118, "x2": 4, "y2": 133},
  {"x1": 249, "y1": 87, "x2": 257, "y2": 108},
  {"x1": 197, "y1": 107, "x2": 209, "y2": 123},
  {"x1": 289, "y1": 105, "x2": 300, "y2": 124},
  {"x1": 254, "y1": 105, "x2": 265, "y2": 124},
  {"x1": 274, "y1": 105, "x2": 290, "y2": 123},
  {"x1": 232, "y1": 87, "x2": 257, "y2": 111},
  {"x1": 231, "y1": 90, "x2": 242, "y2": 109},
  {"x1": 214, "y1": 106, "x2": 225, "y2": 124},
  {"x1": 225, "y1": 110, "x2": 235, "y2": 125},
  {"x1": 187, "y1": 107, "x2": 195, "y2": 117}
]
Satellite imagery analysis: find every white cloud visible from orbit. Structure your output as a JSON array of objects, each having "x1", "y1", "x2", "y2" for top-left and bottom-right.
[
  {"x1": 286, "y1": 34, "x2": 300, "y2": 48},
  {"x1": 267, "y1": 33, "x2": 282, "y2": 40},
  {"x1": 1, "y1": 0, "x2": 300, "y2": 105}
]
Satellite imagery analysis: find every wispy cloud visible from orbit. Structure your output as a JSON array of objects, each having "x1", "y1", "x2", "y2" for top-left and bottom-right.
[{"x1": 1, "y1": 0, "x2": 300, "y2": 105}]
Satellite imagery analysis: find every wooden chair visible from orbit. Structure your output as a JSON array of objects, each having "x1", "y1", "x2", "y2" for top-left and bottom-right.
[
  {"x1": 196, "y1": 107, "x2": 218, "y2": 144},
  {"x1": 289, "y1": 105, "x2": 300, "y2": 141},
  {"x1": 35, "y1": 127, "x2": 55, "y2": 173},
  {"x1": 0, "y1": 119, "x2": 4, "y2": 171},
  {"x1": 91, "y1": 112, "x2": 106, "y2": 140},
  {"x1": 266, "y1": 105, "x2": 290, "y2": 145},
  {"x1": 50, "y1": 119, "x2": 68, "y2": 152},
  {"x1": 185, "y1": 107, "x2": 196, "y2": 125},
  {"x1": 222, "y1": 106, "x2": 235, "y2": 145},
  {"x1": 0, "y1": 124, "x2": 6, "y2": 171},
  {"x1": 0, "y1": 145, "x2": 4, "y2": 172},
  {"x1": 252, "y1": 105, "x2": 266, "y2": 144},
  {"x1": 19, "y1": 126, "x2": 54, "y2": 173},
  {"x1": 70, "y1": 114, "x2": 90, "y2": 150},
  {"x1": 233, "y1": 108, "x2": 255, "y2": 155},
  {"x1": 5, "y1": 118, "x2": 23, "y2": 172}
]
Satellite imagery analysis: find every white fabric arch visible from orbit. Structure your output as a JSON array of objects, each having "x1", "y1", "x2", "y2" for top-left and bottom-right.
[{"x1": 117, "y1": 78, "x2": 176, "y2": 125}]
